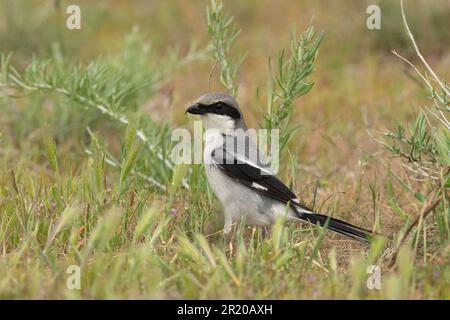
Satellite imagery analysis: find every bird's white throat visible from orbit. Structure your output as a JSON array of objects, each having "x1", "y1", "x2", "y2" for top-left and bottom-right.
[{"x1": 202, "y1": 113, "x2": 235, "y2": 132}]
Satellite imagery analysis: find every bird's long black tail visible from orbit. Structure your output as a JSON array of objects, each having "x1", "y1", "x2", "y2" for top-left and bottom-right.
[{"x1": 298, "y1": 211, "x2": 374, "y2": 243}]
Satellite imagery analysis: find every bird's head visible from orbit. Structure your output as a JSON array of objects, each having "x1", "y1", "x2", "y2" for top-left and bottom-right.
[{"x1": 186, "y1": 93, "x2": 245, "y2": 131}]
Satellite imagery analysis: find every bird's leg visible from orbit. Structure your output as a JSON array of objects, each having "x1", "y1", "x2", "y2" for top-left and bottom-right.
[
  {"x1": 223, "y1": 230, "x2": 233, "y2": 245},
  {"x1": 222, "y1": 215, "x2": 234, "y2": 242},
  {"x1": 261, "y1": 226, "x2": 271, "y2": 240}
]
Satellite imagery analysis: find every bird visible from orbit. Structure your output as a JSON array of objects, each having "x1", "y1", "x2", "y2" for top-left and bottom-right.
[{"x1": 186, "y1": 92, "x2": 376, "y2": 243}]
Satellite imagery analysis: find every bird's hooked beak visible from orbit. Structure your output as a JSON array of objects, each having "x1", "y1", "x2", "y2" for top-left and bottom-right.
[{"x1": 185, "y1": 103, "x2": 206, "y2": 115}]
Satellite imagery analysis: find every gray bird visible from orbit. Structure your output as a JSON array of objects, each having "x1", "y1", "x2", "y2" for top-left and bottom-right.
[{"x1": 186, "y1": 92, "x2": 374, "y2": 243}]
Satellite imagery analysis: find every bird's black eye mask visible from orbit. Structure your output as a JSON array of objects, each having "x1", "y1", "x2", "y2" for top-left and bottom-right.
[{"x1": 200, "y1": 102, "x2": 241, "y2": 119}]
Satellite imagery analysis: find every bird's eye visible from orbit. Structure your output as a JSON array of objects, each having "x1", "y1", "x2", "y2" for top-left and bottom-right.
[{"x1": 215, "y1": 103, "x2": 224, "y2": 110}]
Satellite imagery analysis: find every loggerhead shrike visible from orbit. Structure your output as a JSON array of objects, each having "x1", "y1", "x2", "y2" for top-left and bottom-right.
[{"x1": 186, "y1": 92, "x2": 375, "y2": 243}]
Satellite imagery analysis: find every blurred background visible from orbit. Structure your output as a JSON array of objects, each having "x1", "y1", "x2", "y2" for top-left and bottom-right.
[{"x1": 1, "y1": 0, "x2": 448, "y2": 157}]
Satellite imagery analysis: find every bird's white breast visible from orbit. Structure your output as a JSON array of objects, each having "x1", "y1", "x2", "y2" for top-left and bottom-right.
[{"x1": 203, "y1": 129, "x2": 224, "y2": 165}]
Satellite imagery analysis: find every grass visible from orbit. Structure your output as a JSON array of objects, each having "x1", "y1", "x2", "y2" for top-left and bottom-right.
[{"x1": 0, "y1": 0, "x2": 449, "y2": 299}]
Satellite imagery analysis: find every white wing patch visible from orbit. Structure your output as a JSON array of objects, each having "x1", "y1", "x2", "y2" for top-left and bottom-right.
[
  {"x1": 297, "y1": 207, "x2": 314, "y2": 214},
  {"x1": 233, "y1": 153, "x2": 274, "y2": 176},
  {"x1": 251, "y1": 182, "x2": 268, "y2": 191}
]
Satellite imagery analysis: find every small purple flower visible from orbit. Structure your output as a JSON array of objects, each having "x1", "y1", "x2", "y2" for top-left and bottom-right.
[
  {"x1": 245, "y1": 288, "x2": 253, "y2": 297},
  {"x1": 170, "y1": 208, "x2": 178, "y2": 217}
]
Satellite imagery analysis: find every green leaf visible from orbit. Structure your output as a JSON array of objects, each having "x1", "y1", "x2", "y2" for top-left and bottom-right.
[
  {"x1": 43, "y1": 135, "x2": 59, "y2": 176},
  {"x1": 119, "y1": 140, "x2": 142, "y2": 190},
  {"x1": 414, "y1": 192, "x2": 426, "y2": 202}
]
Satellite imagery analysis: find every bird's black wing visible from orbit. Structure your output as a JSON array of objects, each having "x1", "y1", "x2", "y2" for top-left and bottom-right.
[
  {"x1": 211, "y1": 148, "x2": 311, "y2": 211},
  {"x1": 211, "y1": 147, "x2": 375, "y2": 243}
]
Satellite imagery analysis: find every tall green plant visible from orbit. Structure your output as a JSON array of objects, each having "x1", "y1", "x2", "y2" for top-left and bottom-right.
[
  {"x1": 206, "y1": 0, "x2": 245, "y2": 96},
  {"x1": 206, "y1": 0, "x2": 323, "y2": 156},
  {"x1": 0, "y1": 29, "x2": 204, "y2": 191},
  {"x1": 374, "y1": 0, "x2": 449, "y2": 264},
  {"x1": 264, "y1": 27, "x2": 323, "y2": 152}
]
